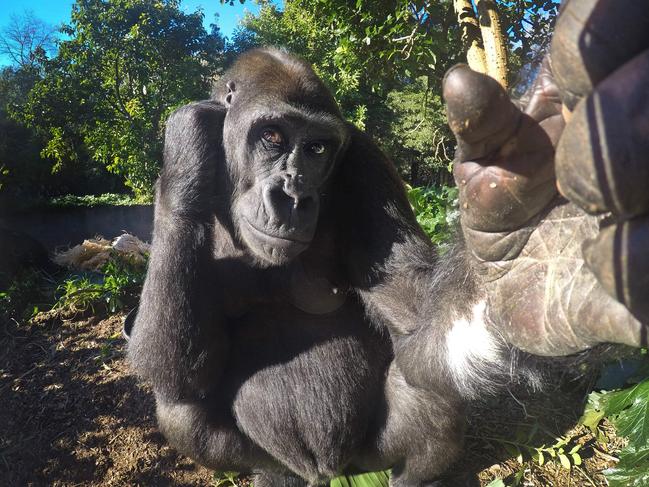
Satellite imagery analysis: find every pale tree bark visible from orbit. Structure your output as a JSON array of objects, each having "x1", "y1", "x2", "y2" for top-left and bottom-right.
[
  {"x1": 453, "y1": 0, "x2": 508, "y2": 90},
  {"x1": 453, "y1": 0, "x2": 487, "y2": 75}
]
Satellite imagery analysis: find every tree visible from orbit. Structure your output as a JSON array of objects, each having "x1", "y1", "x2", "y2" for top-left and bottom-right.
[
  {"x1": 240, "y1": 1, "x2": 461, "y2": 183},
  {"x1": 237, "y1": 0, "x2": 559, "y2": 185},
  {"x1": 0, "y1": 12, "x2": 57, "y2": 211},
  {"x1": 18, "y1": 0, "x2": 225, "y2": 197},
  {"x1": 0, "y1": 11, "x2": 58, "y2": 69},
  {"x1": 453, "y1": 0, "x2": 560, "y2": 92}
]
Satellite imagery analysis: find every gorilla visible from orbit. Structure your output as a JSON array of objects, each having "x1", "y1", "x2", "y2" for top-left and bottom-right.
[{"x1": 128, "y1": 0, "x2": 649, "y2": 485}]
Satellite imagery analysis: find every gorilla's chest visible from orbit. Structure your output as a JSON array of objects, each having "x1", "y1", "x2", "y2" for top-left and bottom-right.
[{"x1": 225, "y1": 301, "x2": 391, "y2": 476}]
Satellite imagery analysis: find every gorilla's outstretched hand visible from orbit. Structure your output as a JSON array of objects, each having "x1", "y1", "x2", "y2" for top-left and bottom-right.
[{"x1": 443, "y1": 0, "x2": 649, "y2": 356}]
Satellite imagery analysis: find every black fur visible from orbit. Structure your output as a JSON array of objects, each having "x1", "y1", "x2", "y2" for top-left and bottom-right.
[{"x1": 129, "y1": 48, "x2": 498, "y2": 486}]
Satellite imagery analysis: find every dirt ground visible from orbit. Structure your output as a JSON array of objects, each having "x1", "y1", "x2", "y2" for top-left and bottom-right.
[
  {"x1": 0, "y1": 312, "x2": 623, "y2": 486},
  {"x1": 0, "y1": 312, "x2": 214, "y2": 486}
]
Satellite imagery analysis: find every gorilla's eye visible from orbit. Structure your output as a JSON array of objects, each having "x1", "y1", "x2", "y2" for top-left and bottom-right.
[
  {"x1": 261, "y1": 128, "x2": 284, "y2": 146},
  {"x1": 306, "y1": 142, "x2": 326, "y2": 155}
]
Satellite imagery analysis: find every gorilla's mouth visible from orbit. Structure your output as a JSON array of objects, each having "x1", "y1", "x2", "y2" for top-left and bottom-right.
[{"x1": 242, "y1": 218, "x2": 312, "y2": 250}]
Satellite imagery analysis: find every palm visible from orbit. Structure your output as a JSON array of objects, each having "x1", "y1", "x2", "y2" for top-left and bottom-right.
[{"x1": 444, "y1": 60, "x2": 646, "y2": 355}]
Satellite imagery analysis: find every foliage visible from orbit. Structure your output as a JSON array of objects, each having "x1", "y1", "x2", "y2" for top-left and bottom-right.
[
  {"x1": 0, "y1": 0, "x2": 561, "y2": 197},
  {"x1": 499, "y1": 432, "x2": 583, "y2": 470},
  {"x1": 210, "y1": 469, "x2": 390, "y2": 487},
  {"x1": 54, "y1": 253, "x2": 147, "y2": 314},
  {"x1": 0, "y1": 268, "x2": 53, "y2": 321},
  {"x1": 0, "y1": 66, "x2": 51, "y2": 209},
  {"x1": 0, "y1": 20, "x2": 127, "y2": 211},
  {"x1": 407, "y1": 184, "x2": 458, "y2": 245},
  {"x1": 17, "y1": 0, "x2": 224, "y2": 197},
  {"x1": 581, "y1": 367, "x2": 649, "y2": 487},
  {"x1": 48, "y1": 192, "x2": 147, "y2": 208},
  {"x1": 1, "y1": 247, "x2": 147, "y2": 326},
  {"x1": 330, "y1": 470, "x2": 390, "y2": 487},
  {"x1": 212, "y1": 471, "x2": 241, "y2": 487},
  {"x1": 384, "y1": 77, "x2": 453, "y2": 183},
  {"x1": 498, "y1": 0, "x2": 561, "y2": 93}
]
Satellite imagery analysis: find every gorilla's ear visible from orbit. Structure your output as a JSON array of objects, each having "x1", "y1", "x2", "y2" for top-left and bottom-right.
[
  {"x1": 333, "y1": 126, "x2": 427, "y2": 287},
  {"x1": 224, "y1": 81, "x2": 236, "y2": 107}
]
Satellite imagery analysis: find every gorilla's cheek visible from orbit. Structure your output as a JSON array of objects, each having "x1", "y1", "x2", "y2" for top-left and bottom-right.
[{"x1": 234, "y1": 187, "x2": 317, "y2": 264}]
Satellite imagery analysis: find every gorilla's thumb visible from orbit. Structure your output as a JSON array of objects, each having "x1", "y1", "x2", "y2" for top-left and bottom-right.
[{"x1": 443, "y1": 64, "x2": 520, "y2": 158}]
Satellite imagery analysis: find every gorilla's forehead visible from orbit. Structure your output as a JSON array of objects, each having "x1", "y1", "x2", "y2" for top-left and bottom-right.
[{"x1": 236, "y1": 99, "x2": 348, "y2": 139}]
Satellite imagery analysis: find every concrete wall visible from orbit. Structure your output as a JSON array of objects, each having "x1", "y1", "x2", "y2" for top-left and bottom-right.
[{"x1": 1, "y1": 205, "x2": 153, "y2": 251}]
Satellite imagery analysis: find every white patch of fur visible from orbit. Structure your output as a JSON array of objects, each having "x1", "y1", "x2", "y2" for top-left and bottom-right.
[{"x1": 446, "y1": 301, "x2": 502, "y2": 395}]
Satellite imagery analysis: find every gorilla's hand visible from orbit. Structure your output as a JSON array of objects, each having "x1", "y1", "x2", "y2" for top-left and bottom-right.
[
  {"x1": 443, "y1": 0, "x2": 649, "y2": 356},
  {"x1": 157, "y1": 101, "x2": 226, "y2": 220}
]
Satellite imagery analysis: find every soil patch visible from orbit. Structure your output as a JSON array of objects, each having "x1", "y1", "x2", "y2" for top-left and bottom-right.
[{"x1": 0, "y1": 313, "x2": 213, "y2": 486}]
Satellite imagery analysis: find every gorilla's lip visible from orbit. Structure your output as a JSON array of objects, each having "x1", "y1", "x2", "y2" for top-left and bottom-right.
[{"x1": 242, "y1": 218, "x2": 312, "y2": 247}]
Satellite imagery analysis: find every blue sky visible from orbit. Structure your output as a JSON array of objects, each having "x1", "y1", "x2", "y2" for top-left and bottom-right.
[{"x1": 0, "y1": 0, "x2": 262, "y2": 66}]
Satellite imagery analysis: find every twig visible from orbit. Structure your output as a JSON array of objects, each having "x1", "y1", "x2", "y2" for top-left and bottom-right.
[
  {"x1": 575, "y1": 466, "x2": 598, "y2": 487},
  {"x1": 593, "y1": 447, "x2": 619, "y2": 463}
]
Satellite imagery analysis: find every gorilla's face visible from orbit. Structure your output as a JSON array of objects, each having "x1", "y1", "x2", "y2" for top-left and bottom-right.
[{"x1": 223, "y1": 99, "x2": 348, "y2": 265}]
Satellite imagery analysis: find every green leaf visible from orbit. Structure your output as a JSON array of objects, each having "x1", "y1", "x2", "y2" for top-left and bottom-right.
[
  {"x1": 512, "y1": 468, "x2": 525, "y2": 486},
  {"x1": 558, "y1": 454, "x2": 571, "y2": 470},
  {"x1": 571, "y1": 453, "x2": 582, "y2": 466},
  {"x1": 331, "y1": 471, "x2": 390, "y2": 487},
  {"x1": 600, "y1": 381, "x2": 649, "y2": 419},
  {"x1": 605, "y1": 444, "x2": 649, "y2": 487},
  {"x1": 579, "y1": 407, "x2": 605, "y2": 433},
  {"x1": 485, "y1": 480, "x2": 505, "y2": 487},
  {"x1": 613, "y1": 386, "x2": 649, "y2": 444}
]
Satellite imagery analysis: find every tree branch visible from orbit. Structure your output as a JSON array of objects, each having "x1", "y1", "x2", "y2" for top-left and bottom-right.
[{"x1": 453, "y1": 0, "x2": 487, "y2": 75}]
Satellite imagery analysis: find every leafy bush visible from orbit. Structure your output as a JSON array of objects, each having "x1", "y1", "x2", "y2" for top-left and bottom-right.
[
  {"x1": 47, "y1": 192, "x2": 148, "y2": 208},
  {"x1": 47, "y1": 193, "x2": 151, "y2": 208},
  {"x1": 581, "y1": 361, "x2": 649, "y2": 487},
  {"x1": 406, "y1": 184, "x2": 459, "y2": 246},
  {"x1": 19, "y1": 0, "x2": 223, "y2": 198},
  {"x1": 54, "y1": 254, "x2": 146, "y2": 314},
  {"x1": 0, "y1": 268, "x2": 54, "y2": 321},
  {"x1": 212, "y1": 471, "x2": 240, "y2": 487}
]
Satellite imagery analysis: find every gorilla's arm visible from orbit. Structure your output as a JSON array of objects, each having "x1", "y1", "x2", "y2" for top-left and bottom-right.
[
  {"x1": 340, "y1": 0, "x2": 649, "y2": 394},
  {"x1": 338, "y1": 128, "x2": 491, "y2": 395},
  {"x1": 128, "y1": 101, "x2": 229, "y2": 401}
]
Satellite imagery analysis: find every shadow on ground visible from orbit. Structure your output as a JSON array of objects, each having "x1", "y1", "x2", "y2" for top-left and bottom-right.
[{"x1": 0, "y1": 312, "x2": 213, "y2": 486}]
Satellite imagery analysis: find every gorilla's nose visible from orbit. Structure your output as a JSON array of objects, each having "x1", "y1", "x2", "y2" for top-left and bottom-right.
[
  {"x1": 263, "y1": 175, "x2": 317, "y2": 226},
  {"x1": 282, "y1": 173, "x2": 307, "y2": 206}
]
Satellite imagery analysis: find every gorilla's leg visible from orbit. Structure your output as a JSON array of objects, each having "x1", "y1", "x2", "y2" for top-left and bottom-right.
[
  {"x1": 361, "y1": 364, "x2": 466, "y2": 487},
  {"x1": 156, "y1": 399, "x2": 276, "y2": 472}
]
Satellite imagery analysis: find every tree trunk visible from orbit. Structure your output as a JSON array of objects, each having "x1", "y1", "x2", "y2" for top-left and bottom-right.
[
  {"x1": 453, "y1": 0, "x2": 487, "y2": 74},
  {"x1": 475, "y1": 0, "x2": 508, "y2": 89}
]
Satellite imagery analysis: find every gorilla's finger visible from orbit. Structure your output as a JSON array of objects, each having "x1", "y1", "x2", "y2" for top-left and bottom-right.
[
  {"x1": 443, "y1": 64, "x2": 520, "y2": 161},
  {"x1": 583, "y1": 216, "x2": 649, "y2": 324},
  {"x1": 555, "y1": 48, "x2": 649, "y2": 218},
  {"x1": 551, "y1": 0, "x2": 649, "y2": 110},
  {"x1": 445, "y1": 62, "x2": 564, "y2": 233}
]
